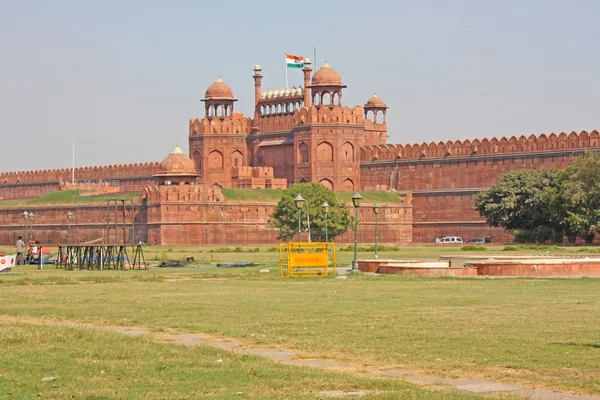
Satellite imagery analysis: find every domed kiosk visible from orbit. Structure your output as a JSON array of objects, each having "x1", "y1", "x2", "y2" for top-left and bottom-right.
[
  {"x1": 309, "y1": 62, "x2": 346, "y2": 107},
  {"x1": 153, "y1": 145, "x2": 198, "y2": 185},
  {"x1": 364, "y1": 94, "x2": 388, "y2": 123},
  {"x1": 202, "y1": 77, "x2": 237, "y2": 118}
]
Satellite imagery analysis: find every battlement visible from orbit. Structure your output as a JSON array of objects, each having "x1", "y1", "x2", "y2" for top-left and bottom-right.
[
  {"x1": 0, "y1": 162, "x2": 161, "y2": 185},
  {"x1": 231, "y1": 166, "x2": 275, "y2": 178},
  {"x1": 143, "y1": 184, "x2": 224, "y2": 203},
  {"x1": 360, "y1": 130, "x2": 600, "y2": 162},
  {"x1": 189, "y1": 116, "x2": 252, "y2": 135}
]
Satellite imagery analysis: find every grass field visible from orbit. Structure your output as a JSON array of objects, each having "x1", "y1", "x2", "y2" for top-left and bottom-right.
[
  {"x1": 0, "y1": 188, "x2": 400, "y2": 208},
  {"x1": 1, "y1": 246, "x2": 600, "y2": 398},
  {"x1": 199, "y1": 188, "x2": 401, "y2": 204},
  {"x1": 0, "y1": 190, "x2": 139, "y2": 207}
]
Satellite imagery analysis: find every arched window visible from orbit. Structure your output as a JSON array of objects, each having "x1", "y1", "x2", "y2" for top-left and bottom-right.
[
  {"x1": 299, "y1": 142, "x2": 309, "y2": 163},
  {"x1": 342, "y1": 142, "x2": 354, "y2": 161},
  {"x1": 193, "y1": 150, "x2": 201, "y2": 170},
  {"x1": 232, "y1": 150, "x2": 243, "y2": 167},
  {"x1": 208, "y1": 150, "x2": 224, "y2": 169},
  {"x1": 319, "y1": 178, "x2": 333, "y2": 190},
  {"x1": 342, "y1": 178, "x2": 354, "y2": 191},
  {"x1": 317, "y1": 142, "x2": 334, "y2": 162}
]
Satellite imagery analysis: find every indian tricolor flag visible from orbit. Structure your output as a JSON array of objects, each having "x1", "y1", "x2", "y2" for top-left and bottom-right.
[{"x1": 286, "y1": 54, "x2": 304, "y2": 68}]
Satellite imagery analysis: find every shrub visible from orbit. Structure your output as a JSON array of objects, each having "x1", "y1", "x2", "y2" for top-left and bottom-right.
[{"x1": 460, "y1": 245, "x2": 487, "y2": 251}]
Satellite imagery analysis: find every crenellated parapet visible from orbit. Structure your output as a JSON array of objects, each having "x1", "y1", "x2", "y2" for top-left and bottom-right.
[
  {"x1": 0, "y1": 162, "x2": 161, "y2": 185},
  {"x1": 294, "y1": 105, "x2": 364, "y2": 125},
  {"x1": 360, "y1": 130, "x2": 600, "y2": 162},
  {"x1": 189, "y1": 115, "x2": 252, "y2": 135},
  {"x1": 142, "y1": 184, "x2": 224, "y2": 203}
]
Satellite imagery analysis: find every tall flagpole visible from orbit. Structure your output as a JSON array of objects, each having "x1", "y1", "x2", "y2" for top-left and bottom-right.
[
  {"x1": 72, "y1": 141, "x2": 75, "y2": 185},
  {"x1": 285, "y1": 54, "x2": 288, "y2": 89}
]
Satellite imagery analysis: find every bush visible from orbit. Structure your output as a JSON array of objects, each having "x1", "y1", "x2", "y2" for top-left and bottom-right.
[
  {"x1": 460, "y1": 245, "x2": 487, "y2": 251},
  {"x1": 266, "y1": 247, "x2": 278, "y2": 252},
  {"x1": 502, "y1": 244, "x2": 561, "y2": 251}
]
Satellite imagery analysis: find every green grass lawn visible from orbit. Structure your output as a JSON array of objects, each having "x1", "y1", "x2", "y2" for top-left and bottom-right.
[
  {"x1": 0, "y1": 188, "x2": 400, "y2": 208},
  {"x1": 221, "y1": 188, "x2": 401, "y2": 204},
  {"x1": 1, "y1": 252, "x2": 600, "y2": 396},
  {"x1": 1, "y1": 319, "x2": 490, "y2": 400},
  {"x1": 0, "y1": 190, "x2": 139, "y2": 207}
]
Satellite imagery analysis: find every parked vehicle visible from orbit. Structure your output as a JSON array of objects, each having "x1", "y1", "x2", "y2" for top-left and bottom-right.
[
  {"x1": 467, "y1": 238, "x2": 486, "y2": 244},
  {"x1": 467, "y1": 236, "x2": 492, "y2": 244},
  {"x1": 439, "y1": 236, "x2": 463, "y2": 244}
]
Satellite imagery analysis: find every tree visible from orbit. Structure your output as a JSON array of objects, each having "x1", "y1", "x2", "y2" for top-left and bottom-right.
[
  {"x1": 269, "y1": 183, "x2": 352, "y2": 241},
  {"x1": 555, "y1": 151, "x2": 600, "y2": 243},
  {"x1": 473, "y1": 168, "x2": 564, "y2": 243}
]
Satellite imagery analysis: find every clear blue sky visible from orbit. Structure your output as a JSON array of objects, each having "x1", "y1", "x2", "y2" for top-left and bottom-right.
[{"x1": 1, "y1": 0, "x2": 598, "y2": 172}]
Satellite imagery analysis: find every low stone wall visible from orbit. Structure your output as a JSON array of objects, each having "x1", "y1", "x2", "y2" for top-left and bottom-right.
[
  {"x1": 474, "y1": 262, "x2": 600, "y2": 277},
  {"x1": 360, "y1": 257, "x2": 600, "y2": 277}
]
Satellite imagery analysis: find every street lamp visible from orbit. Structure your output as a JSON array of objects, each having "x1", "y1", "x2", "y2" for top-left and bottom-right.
[
  {"x1": 28, "y1": 212, "x2": 35, "y2": 242},
  {"x1": 294, "y1": 194, "x2": 305, "y2": 241},
  {"x1": 322, "y1": 202, "x2": 329, "y2": 242},
  {"x1": 66, "y1": 211, "x2": 73, "y2": 245},
  {"x1": 351, "y1": 192, "x2": 362, "y2": 272},
  {"x1": 373, "y1": 203, "x2": 381, "y2": 259},
  {"x1": 22, "y1": 211, "x2": 29, "y2": 242}
]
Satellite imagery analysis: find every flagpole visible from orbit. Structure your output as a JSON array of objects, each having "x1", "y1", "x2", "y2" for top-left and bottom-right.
[
  {"x1": 72, "y1": 141, "x2": 75, "y2": 185},
  {"x1": 285, "y1": 56, "x2": 288, "y2": 89}
]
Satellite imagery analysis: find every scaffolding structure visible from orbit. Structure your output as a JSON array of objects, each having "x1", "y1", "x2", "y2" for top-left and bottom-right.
[{"x1": 56, "y1": 244, "x2": 147, "y2": 270}]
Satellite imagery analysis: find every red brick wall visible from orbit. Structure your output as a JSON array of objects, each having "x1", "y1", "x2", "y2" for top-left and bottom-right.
[{"x1": 0, "y1": 203, "x2": 145, "y2": 246}]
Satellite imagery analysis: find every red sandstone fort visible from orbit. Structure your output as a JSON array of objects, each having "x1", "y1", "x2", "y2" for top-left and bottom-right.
[{"x1": 0, "y1": 60, "x2": 598, "y2": 245}]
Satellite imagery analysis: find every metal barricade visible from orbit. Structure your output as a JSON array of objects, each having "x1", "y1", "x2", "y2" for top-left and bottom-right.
[{"x1": 279, "y1": 242, "x2": 336, "y2": 277}]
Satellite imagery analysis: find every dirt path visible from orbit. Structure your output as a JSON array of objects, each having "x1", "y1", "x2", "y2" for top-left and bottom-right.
[{"x1": 3, "y1": 315, "x2": 598, "y2": 400}]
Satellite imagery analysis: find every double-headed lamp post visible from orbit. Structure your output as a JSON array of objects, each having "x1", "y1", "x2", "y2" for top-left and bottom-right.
[
  {"x1": 294, "y1": 194, "x2": 305, "y2": 242},
  {"x1": 373, "y1": 203, "x2": 381, "y2": 259},
  {"x1": 66, "y1": 211, "x2": 73, "y2": 245},
  {"x1": 351, "y1": 192, "x2": 362, "y2": 272},
  {"x1": 22, "y1": 211, "x2": 29, "y2": 242},
  {"x1": 322, "y1": 202, "x2": 329, "y2": 242},
  {"x1": 28, "y1": 212, "x2": 35, "y2": 242}
]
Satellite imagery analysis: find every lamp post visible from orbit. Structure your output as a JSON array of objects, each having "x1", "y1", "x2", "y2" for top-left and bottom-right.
[
  {"x1": 22, "y1": 211, "x2": 29, "y2": 242},
  {"x1": 322, "y1": 202, "x2": 329, "y2": 242},
  {"x1": 66, "y1": 211, "x2": 73, "y2": 245},
  {"x1": 28, "y1": 212, "x2": 34, "y2": 242},
  {"x1": 294, "y1": 194, "x2": 305, "y2": 242},
  {"x1": 351, "y1": 192, "x2": 362, "y2": 272},
  {"x1": 373, "y1": 203, "x2": 381, "y2": 259}
]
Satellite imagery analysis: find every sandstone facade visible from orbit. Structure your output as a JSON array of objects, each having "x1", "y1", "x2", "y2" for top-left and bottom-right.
[{"x1": 0, "y1": 61, "x2": 597, "y2": 245}]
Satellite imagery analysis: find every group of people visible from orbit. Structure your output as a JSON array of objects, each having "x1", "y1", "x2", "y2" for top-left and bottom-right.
[{"x1": 15, "y1": 236, "x2": 42, "y2": 265}]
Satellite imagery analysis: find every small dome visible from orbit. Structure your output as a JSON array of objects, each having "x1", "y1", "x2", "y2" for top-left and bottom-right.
[
  {"x1": 261, "y1": 91, "x2": 267, "y2": 99},
  {"x1": 365, "y1": 93, "x2": 387, "y2": 107},
  {"x1": 296, "y1": 87, "x2": 303, "y2": 95},
  {"x1": 311, "y1": 63, "x2": 342, "y2": 86},
  {"x1": 284, "y1": 88, "x2": 291, "y2": 96},
  {"x1": 267, "y1": 90, "x2": 274, "y2": 98},
  {"x1": 204, "y1": 77, "x2": 234, "y2": 99},
  {"x1": 157, "y1": 145, "x2": 197, "y2": 176},
  {"x1": 304, "y1": 57, "x2": 311, "y2": 65},
  {"x1": 254, "y1": 63, "x2": 262, "y2": 71}
]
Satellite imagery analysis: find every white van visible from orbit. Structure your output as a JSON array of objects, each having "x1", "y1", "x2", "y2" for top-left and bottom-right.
[{"x1": 439, "y1": 236, "x2": 463, "y2": 244}]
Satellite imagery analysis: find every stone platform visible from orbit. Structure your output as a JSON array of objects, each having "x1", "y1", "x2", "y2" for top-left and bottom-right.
[{"x1": 359, "y1": 255, "x2": 600, "y2": 277}]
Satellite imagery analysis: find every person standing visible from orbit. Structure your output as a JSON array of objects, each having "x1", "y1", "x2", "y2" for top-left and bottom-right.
[{"x1": 16, "y1": 236, "x2": 26, "y2": 265}]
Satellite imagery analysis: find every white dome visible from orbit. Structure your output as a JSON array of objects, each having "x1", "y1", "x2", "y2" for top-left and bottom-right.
[
  {"x1": 267, "y1": 90, "x2": 274, "y2": 98},
  {"x1": 261, "y1": 91, "x2": 267, "y2": 99},
  {"x1": 296, "y1": 87, "x2": 303, "y2": 96},
  {"x1": 284, "y1": 88, "x2": 291, "y2": 96}
]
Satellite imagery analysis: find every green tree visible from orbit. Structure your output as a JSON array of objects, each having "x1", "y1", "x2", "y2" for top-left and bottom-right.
[
  {"x1": 555, "y1": 151, "x2": 600, "y2": 243},
  {"x1": 269, "y1": 183, "x2": 352, "y2": 241},
  {"x1": 473, "y1": 168, "x2": 564, "y2": 243}
]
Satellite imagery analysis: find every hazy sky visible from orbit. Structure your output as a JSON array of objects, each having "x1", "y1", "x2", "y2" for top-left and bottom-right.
[{"x1": 1, "y1": 0, "x2": 598, "y2": 172}]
